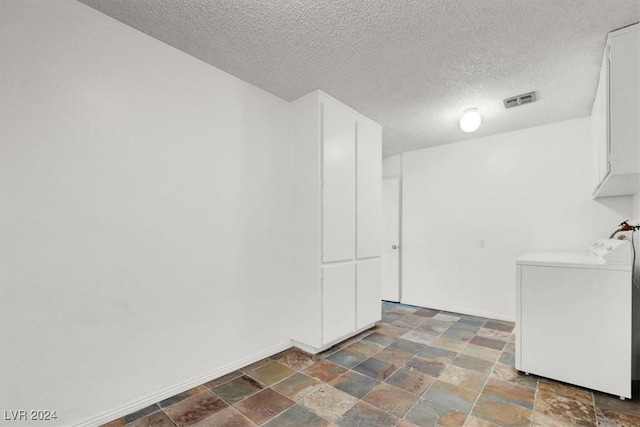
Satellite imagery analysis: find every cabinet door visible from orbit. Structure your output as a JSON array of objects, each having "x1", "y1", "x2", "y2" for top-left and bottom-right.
[
  {"x1": 322, "y1": 101, "x2": 356, "y2": 262},
  {"x1": 609, "y1": 27, "x2": 639, "y2": 175},
  {"x1": 356, "y1": 120, "x2": 382, "y2": 259},
  {"x1": 591, "y1": 48, "x2": 609, "y2": 192},
  {"x1": 356, "y1": 260, "x2": 381, "y2": 329},
  {"x1": 322, "y1": 264, "x2": 356, "y2": 344}
]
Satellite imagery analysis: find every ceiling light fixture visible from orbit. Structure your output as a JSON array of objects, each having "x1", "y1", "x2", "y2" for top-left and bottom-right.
[{"x1": 459, "y1": 108, "x2": 482, "y2": 133}]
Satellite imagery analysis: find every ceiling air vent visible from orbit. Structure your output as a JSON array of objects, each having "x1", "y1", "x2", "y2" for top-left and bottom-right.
[{"x1": 503, "y1": 91, "x2": 536, "y2": 109}]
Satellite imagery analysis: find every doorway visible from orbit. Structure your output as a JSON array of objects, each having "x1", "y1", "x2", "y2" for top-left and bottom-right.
[{"x1": 381, "y1": 178, "x2": 401, "y2": 302}]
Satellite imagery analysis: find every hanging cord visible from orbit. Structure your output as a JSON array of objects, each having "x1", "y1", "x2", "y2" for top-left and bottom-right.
[{"x1": 633, "y1": 229, "x2": 639, "y2": 290}]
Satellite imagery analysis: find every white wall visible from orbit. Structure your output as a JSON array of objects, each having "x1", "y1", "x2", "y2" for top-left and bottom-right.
[
  {"x1": 402, "y1": 118, "x2": 633, "y2": 320},
  {"x1": 382, "y1": 154, "x2": 402, "y2": 179},
  {"x1": 0, "y1": 1, "x2": 293, "y2": 426}
]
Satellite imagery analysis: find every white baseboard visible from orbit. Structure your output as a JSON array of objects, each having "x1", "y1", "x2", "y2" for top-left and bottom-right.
[
  {"x1": 74, "y1": 341, "x2": 292, "y2": 427},
  {"x1": 400, "y1": 299, "x2": 516, "y2": 323}
]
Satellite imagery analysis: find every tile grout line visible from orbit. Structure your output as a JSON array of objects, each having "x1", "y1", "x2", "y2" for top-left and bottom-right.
[
  {"x1": 159, "y1": 406, "x2": 179, "y2": 427},
  {"x1": 589, "y1": 386, "x2": 599, "y2": 427},
  {"x1": 532, "y1": 376, "x2": 540, "y2": 427}
]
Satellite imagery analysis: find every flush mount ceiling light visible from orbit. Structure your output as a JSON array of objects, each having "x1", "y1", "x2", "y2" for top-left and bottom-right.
[{"x1": 459, "y1": 108, "x2": 482, "y2": 133}]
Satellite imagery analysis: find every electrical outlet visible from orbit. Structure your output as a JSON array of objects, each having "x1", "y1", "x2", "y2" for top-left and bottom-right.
[{"x1": 480, "y1": 239, "x2": 487, "y2": 247}]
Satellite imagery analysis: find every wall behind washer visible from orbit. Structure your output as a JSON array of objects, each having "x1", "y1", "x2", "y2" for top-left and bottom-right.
[
  {"x1": 402, "y1": 117, "x2": 633, "y2": 320},
  {"x1": 1, "y1": 1, "x2": 293, "y2": 425}
]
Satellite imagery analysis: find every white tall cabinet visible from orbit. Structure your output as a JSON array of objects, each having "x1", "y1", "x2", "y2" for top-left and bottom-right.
[{"x1": 291, "y1": 91, "x2": 382, "y2": 352}]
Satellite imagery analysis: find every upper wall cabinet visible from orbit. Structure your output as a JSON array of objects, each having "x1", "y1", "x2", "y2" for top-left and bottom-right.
[{"x1": 591, "y1": 24, "x2": 639, "y2": 198}]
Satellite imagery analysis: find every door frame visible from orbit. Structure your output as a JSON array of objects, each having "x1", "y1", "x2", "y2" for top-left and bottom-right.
[{"x1": 382, "y1": 177, "x2": 402, "y2": 302}]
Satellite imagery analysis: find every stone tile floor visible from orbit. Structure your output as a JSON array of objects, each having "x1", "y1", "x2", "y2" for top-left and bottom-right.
[{"x1": 104, "y1": 302, "x2": 640, "y2": 426}]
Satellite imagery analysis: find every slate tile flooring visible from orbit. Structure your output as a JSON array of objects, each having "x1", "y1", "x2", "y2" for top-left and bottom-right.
[{"x1": 103, "y1": 302, "x2": 640, "y2": 426}]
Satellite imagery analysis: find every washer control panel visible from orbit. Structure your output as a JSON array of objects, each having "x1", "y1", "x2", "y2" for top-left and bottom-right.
[{"x1": 588, "y1": 239, "x2": 631, "y2": 263}]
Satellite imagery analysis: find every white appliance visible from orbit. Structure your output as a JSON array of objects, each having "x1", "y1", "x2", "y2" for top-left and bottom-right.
[{"x1": 516, "y1": 239, "x2": 633, "y2": 399}]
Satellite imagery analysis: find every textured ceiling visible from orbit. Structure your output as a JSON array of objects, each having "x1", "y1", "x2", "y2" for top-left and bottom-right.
[{"x1": 78, "y1": 0, "x2": 639, "y2": 156}]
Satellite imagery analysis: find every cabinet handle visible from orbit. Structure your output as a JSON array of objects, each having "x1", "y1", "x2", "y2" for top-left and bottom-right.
[{"x1": 392, "y1": 245, "x2": 398, "y2": 250}]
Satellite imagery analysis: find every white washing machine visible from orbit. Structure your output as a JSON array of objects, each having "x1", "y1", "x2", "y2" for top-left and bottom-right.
[{"x1": 516, "y1": 239, "x2": 633, "y2": 398}]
